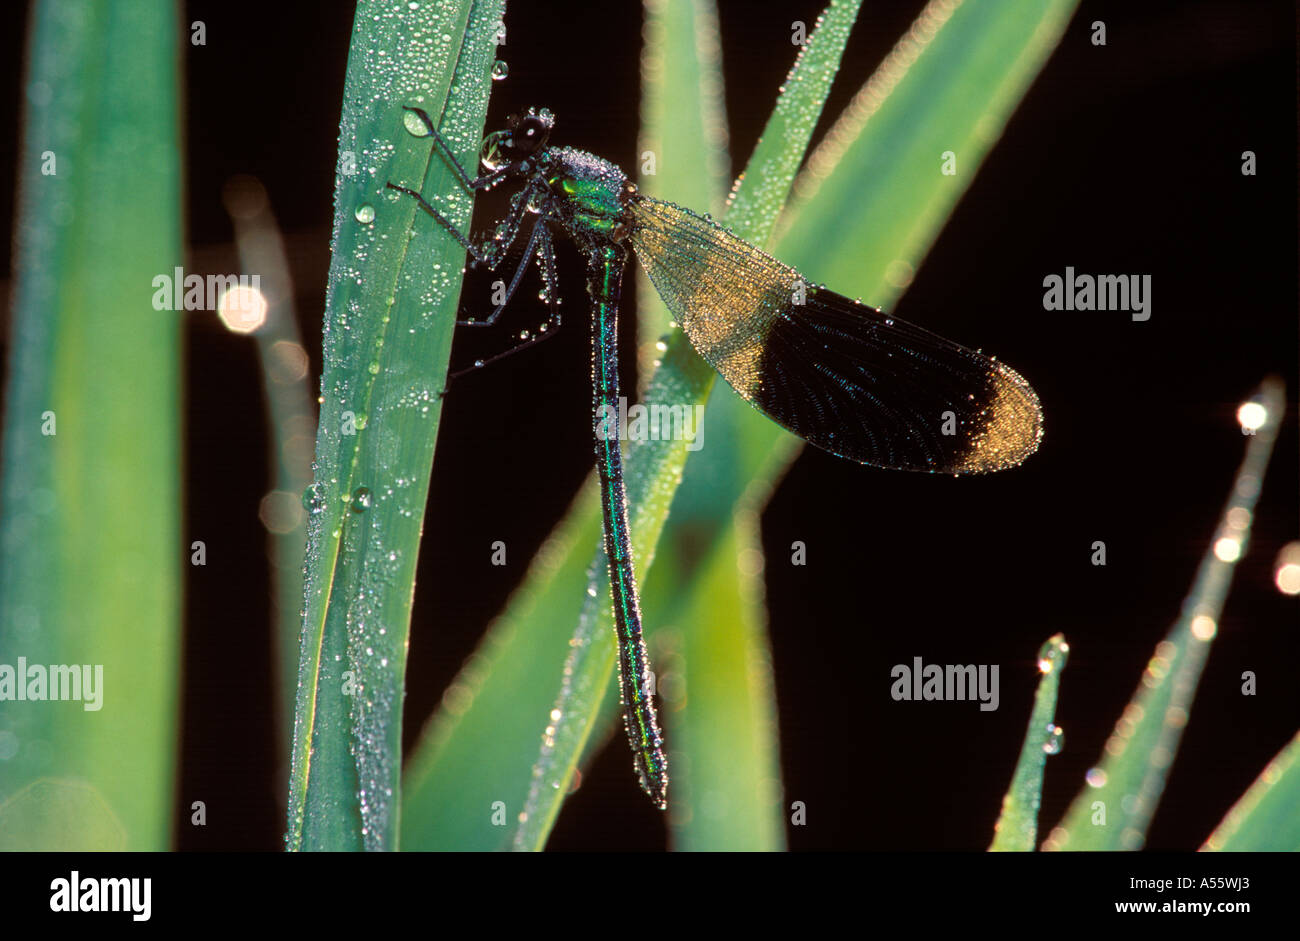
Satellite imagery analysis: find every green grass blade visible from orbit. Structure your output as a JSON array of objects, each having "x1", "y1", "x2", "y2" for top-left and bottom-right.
[
  {"x1": 286, "y1": 0, "x2": 503, "y2": 852},
  {"x1": 400, "y1": 483, "x2": 603, "y2": 850},
  {"x1": 777, "y1": 0, "x2": 1079, "y2": 300},
  {"x1": 636, "y1": 0, "x2": 731, "y2": 362},
  {"x1": 0, "y1": 0, "x2": 182, "y2": 851},
  {"x1": 989, "y1": 635, "x2": 1070, "y2": 851},
  {"x1": 1045, "y1": 379, "x2": 1285, "y2": 851},
  {"x1": 1202, "y1": 730, "x2": 1300, "y2": 851},
  {"x1": 511, "y1": 0, "x2": 862, "y2": 852}
]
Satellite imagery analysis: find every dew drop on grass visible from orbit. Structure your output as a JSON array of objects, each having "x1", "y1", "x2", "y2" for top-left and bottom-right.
[
  {"x1": 491, "y1": 60, "x2": 509, "y2": 81},
  {"x1": 402, "y1": 108, "x2": 431, "y2": 137},
  {"x1": 351, "y1": 487, "x2": 372, "y2": 512},
  {"x1": 302, "y1": 482, "x2": 326, "y2": 514},
  {"x1": 1043, "y1": 724, "x2": 1064, "y2": 755},
  {"x1": 355, "y1": 204, "x2": 376, "y2": 224}
]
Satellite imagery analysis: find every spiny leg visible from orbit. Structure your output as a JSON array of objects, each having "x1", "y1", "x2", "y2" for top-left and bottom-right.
[
  {"x1": 447, "y1": 221, "x2": 563, "y2": 380},
  {"x1": 390, "y1": 108, "x2": 566, "y2": 388},
  {"x1": 463, "y1": 201, "x2": 548, "y2": 328},
  {"x1": 400, "y1": 106, "x2": 510, "y2": 192}
]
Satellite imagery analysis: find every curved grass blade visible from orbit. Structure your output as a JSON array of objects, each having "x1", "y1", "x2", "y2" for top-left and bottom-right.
[
  {"x1": 0, "y1": 0, "x2": 181, "y2": 851},
  {"x1": 1202, "y1": 730, "x2": 1300, "y2": 851},
  {"x1": 286, "y1": 0, "x2": 503, "y2": 852},
  {"x1": 1043, "y1": 379, "x2": 1285, "y2": 851},
  {"x1": 989, "y1": 635, "x2": 1070, "y2": 851}
]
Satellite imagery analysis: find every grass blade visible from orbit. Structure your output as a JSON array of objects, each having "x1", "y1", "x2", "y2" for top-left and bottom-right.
[
  {"x1": 286, "y1": 0, "x2": 503, "y2": 852},
  {"x1": 0, "y1": 0, "x2": 182, "y2": 851},
  {"x1": 989, "y1": 635, "x2": 1070, "y2": 851},
  {"x1": 1202, "y1": 730, "x2": 1300, "y2": 851},
  {"x1": 1044, "y1": 379, "x2": 1285, "y2": 850}
]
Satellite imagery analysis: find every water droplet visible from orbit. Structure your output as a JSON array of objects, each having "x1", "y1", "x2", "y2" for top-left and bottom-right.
[
  {"x1": 402, "y1": 109, "x2": 431, "y2": 137},
  {"x1": 368, "y1": 361, "x2": 381, "y2": 375},
  {"x1": 491, "y1": 60, "x2": 509, "y2": 81},
  {"x1": 302, "y1": 483, "x2": 326, "y2": 513},
  {"x1": 351, "y1": 487, "x2": 372, "y2": 512},
  {"x1": 1043, "y1": 724, "x2": 1064, "y2": 754},
  {"x1": 355, "y1": 204, "x2": 375, "y2": 224}
]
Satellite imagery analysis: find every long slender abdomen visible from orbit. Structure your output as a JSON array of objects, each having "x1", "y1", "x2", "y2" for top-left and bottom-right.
[{"x1": 588, "y1": 243, "x2": 669, "y2": 808}]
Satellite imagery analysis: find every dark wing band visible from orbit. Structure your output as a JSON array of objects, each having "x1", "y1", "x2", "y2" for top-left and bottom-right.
[{"x1": 629, "y1": 196, "x2": 1042, "y2": 473}]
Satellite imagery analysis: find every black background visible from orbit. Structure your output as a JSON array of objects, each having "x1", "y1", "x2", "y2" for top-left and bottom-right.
[{"x1": 2, "y1": 0, "x2": 1296, "y2": 852}]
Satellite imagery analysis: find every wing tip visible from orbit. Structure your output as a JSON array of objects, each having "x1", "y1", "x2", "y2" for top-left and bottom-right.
[{"x1": 951, "y1": 361, "x2": 1044, "y2": 474}]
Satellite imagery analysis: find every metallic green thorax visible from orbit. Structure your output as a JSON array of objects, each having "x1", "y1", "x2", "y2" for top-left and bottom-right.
[{"x1": 544, "y1": 147, "x2": 634, "y2": 249}]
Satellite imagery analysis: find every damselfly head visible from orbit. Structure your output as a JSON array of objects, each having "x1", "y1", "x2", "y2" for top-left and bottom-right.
[{"x1": 480, "y1": 107, "x2": 555, "y2": 172}]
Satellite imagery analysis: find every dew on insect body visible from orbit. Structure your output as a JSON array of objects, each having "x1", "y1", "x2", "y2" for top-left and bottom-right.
[{"x1": 355, "y1": 204, "x2": 376, "y2": 224}]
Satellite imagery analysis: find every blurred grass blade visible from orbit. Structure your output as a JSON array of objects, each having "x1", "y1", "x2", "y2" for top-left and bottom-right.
[
  {"x1": 0, "y1": 0, "x2": 181, "y2": 851},
  {"x1": 989, "y1": 635, "x2": 1070, "y2": 851},
  {"x1": 222, "y1": 176, "x2": 316, "y2": 778},
  {"x1": 286, "y1": 0, "x2": 503, "y2": 852},
  {"x1": 1202, "y1": 730, "x2": 1300, "y2": 851},
  {"x1": 511, "y1": 0, "x2": 862, "y2": 852},
  {"x1": 652, "y1": 504, "x2": 787, "y2": 850},
  {"x1": 1045, "y1": 378, "x2": 1285, "y2": 851},
  {"x1": 777, "y1": 0, "x2": 1077, "y2": 293},
  {"x1": 636, "y1": 0, "x2": 731, "y2": 365}
]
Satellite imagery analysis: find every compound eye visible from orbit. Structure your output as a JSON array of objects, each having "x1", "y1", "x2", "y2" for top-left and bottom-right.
[{"x1": 513, "y1": 115, "x2": 549, "y2": 155}]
